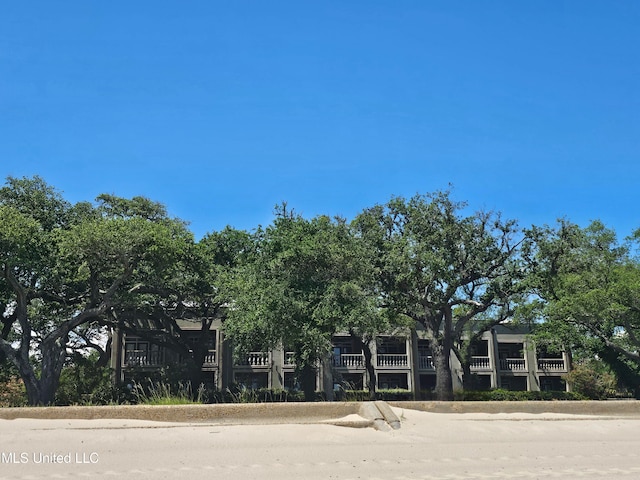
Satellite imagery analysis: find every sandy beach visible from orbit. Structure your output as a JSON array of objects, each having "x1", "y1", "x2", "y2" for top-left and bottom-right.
[{"x1": 2, "y1": 408, "x2": 640, "y2": 479}]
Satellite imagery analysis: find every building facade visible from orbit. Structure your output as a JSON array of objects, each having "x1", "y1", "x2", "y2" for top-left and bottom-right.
[{"x1": 111, "y1": 322, "x2": 569, "y2": 395}]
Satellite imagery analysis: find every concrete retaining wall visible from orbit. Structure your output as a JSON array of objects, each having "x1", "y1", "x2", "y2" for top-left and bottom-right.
[
  {"x1": 0, "y1": 402, "x2": 362, "y2": 424},
  {"x1": 389, "y1": 400, "x2": 640, "y2": 416},
  {"x1": 1, "y1": 400, "x2": 638, "y2": 424}
]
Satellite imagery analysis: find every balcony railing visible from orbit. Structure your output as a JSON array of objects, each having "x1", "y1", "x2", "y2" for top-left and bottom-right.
[
  {"x1": 470, "y1": 356, "x2": 491, "y2": 370},
  {"x1": 418, "y1": 355, "x2": 434, "y2": 370},
  {"x1": 333, "y1": 353, "x2": 365, "y2": 368},
  {"x1": 202, "y1": 350, "x2": 217, "y2": 367},
  {"x1": 377, "y1": 353, "x2": 409, "y2": 367},
  {"x1": 499, "y1": 358, "x2": 526, "y2": 371},
  {"x1": 124, "y1": 350, "x2": 164, "y2": 367},
  {"x1": 236, "y1": 352, "x2": 270, "y2": 367},
  {"x1": 537, "y1": 358, "x2": 566, "y2": 371},
  {"x1": 284, "y1": 352, "x2": 296, "y2": 366}
]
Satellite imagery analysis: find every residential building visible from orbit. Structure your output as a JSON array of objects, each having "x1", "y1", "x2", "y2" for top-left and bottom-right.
[{"x1": 111, "y1": 322, "x2": 570, "y2": 395}]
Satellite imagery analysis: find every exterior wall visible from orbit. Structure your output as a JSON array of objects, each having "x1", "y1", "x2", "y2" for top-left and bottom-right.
[{"x1": 113, "y1": 323, "x2": 569, "y2": 395}]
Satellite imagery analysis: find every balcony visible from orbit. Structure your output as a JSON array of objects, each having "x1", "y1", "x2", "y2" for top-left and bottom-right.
[
  {"x1": 377, "y1": 354, "x2": 409, "y2": 368},
  {"x1": 124, "y1": 350, "x2": 164, "y2": 367},
  {"x1": 202, "y1": 350, "x2": 217, "y2": 367},
  {"x1": 333, "y1": 353, "x2": 365, "y2": 368},
  {"x1": 235, "y1": 352, "x2": 270, "y2": 367},
  {"x1": 499, "y1": 358, "x2": 527, "y2": 371},
  {"x1": 418, "y1": 355, "x2": 434, "y2": 370},
  {"x1": 537, "y1": 358, "x2": 566, "y2": 372},
  {"x1": 470, "y1": 356, "x2": 492, "y2": 371},
  {"x1": 284, "y1": 352, "x2": 296, "y2": 366}
]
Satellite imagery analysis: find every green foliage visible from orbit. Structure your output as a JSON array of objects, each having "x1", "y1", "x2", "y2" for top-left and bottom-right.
[
  {"x1": 336, "y1": 389, "x2": 414, "y2": 402},
  {"x1": 55, "y1": 353, "x2": 118, "y2": 406},
  {"x1": 525, "y1": 220, "x2": 640, "y2": 393},
  {"x1": 131, "y1": 380, "x2": 206, "y2": 405},
  {"x1": 215, "y1": 386, "x2": 307, "y2": 403},
  {"x1": 0, "y1": 176, "x2": 198, "y2": 405},
  {"x1": 0, "y1": 377, "x2": 28, "y2": 407},
  {"x1": 453, "y1": 389, "x2": 587, "y2": 401},
  {"x1": 225, "y1": 206, "x2": 380, "y2": 399},
  {"x1": 564, "y1": 363, "x2": 618, "y2": 400},
  {"x1": 354, "y1": 192, "x2": 525, "y2": 400}
]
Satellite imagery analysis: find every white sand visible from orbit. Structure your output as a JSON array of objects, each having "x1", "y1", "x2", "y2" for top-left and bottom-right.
[{"x1": 2, "y1": 410, "x2": 640, "y2": 479}]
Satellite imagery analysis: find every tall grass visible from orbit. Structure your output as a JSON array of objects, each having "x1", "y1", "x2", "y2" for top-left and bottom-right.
[{"x1": 132, "y1": 380, "x2": 206, "y2": 405}]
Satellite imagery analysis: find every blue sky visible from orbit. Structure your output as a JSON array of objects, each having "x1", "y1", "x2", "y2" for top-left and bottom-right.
[{"x1": 2, "y1": 2, "x2": 638, "y2": 240}]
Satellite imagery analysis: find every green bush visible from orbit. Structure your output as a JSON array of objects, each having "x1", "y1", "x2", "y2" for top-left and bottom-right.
[
  {"x1": 454, "y1": 389, "x2": 586, "y2": 401},
  {"x1": 212, "y1": 387, "x2": 308, "y2": 403},
  {"x1": 0, "y1": 377, "x2": 28, "y2": 407},
  {"x1": 564, "y1": 364, "x2": 617, "y2": 400},
  {"x1": 55, "y1": 353, "x2": 121, "y2": 405},
  {"x1": 334, "y1": 389, "x2": 414, "y2": 402}
]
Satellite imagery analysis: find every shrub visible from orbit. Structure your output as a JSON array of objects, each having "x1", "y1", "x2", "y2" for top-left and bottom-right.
[
  {"x1": 55, "y1": 353, "x2": 120, "y2": 405},
  {"x1": 0, "y1": 377, "x2": 28, "y2": 407},
  {"x1": 454, "y1": 389, "x2": 586, "y2": 401},
  {"x1": 564, "y1": 364, "x2": 617, "y2": 400}
]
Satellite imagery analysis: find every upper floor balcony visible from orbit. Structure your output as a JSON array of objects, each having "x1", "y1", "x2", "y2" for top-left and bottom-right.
[
  {"x1": 537, "y1": 358, "x2": 567, "y2": 372},
  {"x1": 470, "y1": 356, "x2": 492, "y2": 371},
  {"x1": 202, "y1": 350, "x2": 217, "y2": 367},
  {"x1": 377, "y1": 353, "x2": 409, "y2": 368},
  {"x1": 124, "y1": 348, "x2": 218, "y2": 368},
  {"x1": 124, "y1": 349, "x2": 165, "y2": 367},
  {"x1": 284, "y1": 351, "x2": 296, "y2": 367},
  {"x1": 333, "y1": 353, "x2": 365, "y2": 368},
  {"x1": 418, "y1": 354, "x2": 434, "y2": 370},
  {"x1": 499, "y1": 358, "x2": 527, "y2": 371},
  {"x1": 235, "y1": 352, "x2": 270, "y2": 367}
]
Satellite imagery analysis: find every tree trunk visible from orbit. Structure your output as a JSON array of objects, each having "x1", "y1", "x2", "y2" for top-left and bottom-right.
[
  {"x1": 431, "y1": 343, "x2": 454, "y2": 401},
  {"x1": 300, "y1": 363, "x2": 317, "y2": 401},
  {"x1": 461, "y1": 361, "x2": 476, "y2": 391},
  {"x1": 361, "y1": 341, "x2": 377, "y2": 401},
  {"x1": 10, "y1": 337, "x2": 67, "y2": 406}
]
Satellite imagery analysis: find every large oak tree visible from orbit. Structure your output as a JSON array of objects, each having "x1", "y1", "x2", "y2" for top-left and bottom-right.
[
  {"x1": 0, "y1": 177, "x2": 190, "y2": 404},
  {"x1": 354, "y1": 192, "x2": 524, "y2": 400},
  {"x1": 525, "y1": 220, "x2": 640, "y2": 396}
]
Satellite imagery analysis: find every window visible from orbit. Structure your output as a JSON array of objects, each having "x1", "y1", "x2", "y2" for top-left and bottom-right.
[
  {"x1": 378, "y1": 373, "x2": 408, "y2": 390},
  {"x1": 234, "y1": 372, "x2": 268, "y2": 389}
]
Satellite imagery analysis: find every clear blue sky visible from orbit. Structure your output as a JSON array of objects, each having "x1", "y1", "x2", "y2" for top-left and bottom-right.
[{"x1": 2, "y1": 2, "x2": 638, "y2": 240}]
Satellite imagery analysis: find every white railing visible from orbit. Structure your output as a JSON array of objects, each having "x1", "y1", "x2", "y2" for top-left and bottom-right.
[
  {"x1": 124, "y1": 350, "x2": 164, "y2": 367},
  {"x1": 203, "y1": 350, "x2": 217, "y2": 366},
  {"x1": 284, "y1": 352, "x2": 296, "y2": 366},
  {"x1": 333, "y1": 353, "x2": 365, "y2": 368},
  {"x1": 377, "y1": 354, "x2": 409, "y2": 367},
  {"x1": 470, "y1": 356, "x2": 491, "y2": 370},
  {"x1": 500, "y1": 358, "x2": 526, "y2": 371},
  {"x1": 236, "y1": 352, "x2": 270, "y2": 366},
  {"x1": 418, "y1": 355, "x2": 434, "y2": 370},
  {"x1": 537, "y1": 358, "x2": 565, "y2": 371}
]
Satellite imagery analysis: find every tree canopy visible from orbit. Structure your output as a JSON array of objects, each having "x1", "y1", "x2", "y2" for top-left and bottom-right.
[
  {"x1": 2, "y1": 175, "x2": 637, "y2": 404},
  {"x1": 224, "y1": 205, "x2": 382, "y2": 400},
  {"x1": 354, "y1": 192, "x2": 525, "y2": 400},
  {"x1": 0, "y1": 177, "x2": 193, "y2": 404},
  {"x1": 525, "y1": 220, "x2": 640, "y2": 396}
]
